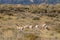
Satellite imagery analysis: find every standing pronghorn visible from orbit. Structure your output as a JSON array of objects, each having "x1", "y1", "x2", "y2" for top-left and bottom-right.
[
  {"x1": 35, "y1": 25, "x2": 39, "y2": 28},
  {"x1": 17, "y1": 26, "x2": 23, "y2": 31},
  {"x1": 42, "y1": 24, "x2": 49, "y2": 30},
  {"x1": 16, "y1": 24, "x2": 23, "y2": 31},
  {"x1": 29, "y1": 25, "x2": 33, "y2": 29},
  {"x1": 23, "y1": 25, "x2": 29, "y2": 29}
]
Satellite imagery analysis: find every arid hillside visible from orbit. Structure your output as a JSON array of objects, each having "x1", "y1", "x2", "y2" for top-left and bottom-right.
[{"x1": 0, "y1": 4, "x2": 60, "y2": 40}]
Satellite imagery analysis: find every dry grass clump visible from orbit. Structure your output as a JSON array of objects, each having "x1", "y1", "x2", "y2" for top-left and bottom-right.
[
  {"x1": 24, "y1": 33, "x2": 41, "y2": 40},
  {"x1": 32, "y1": 17, "x2": 40, "y2": 20}
]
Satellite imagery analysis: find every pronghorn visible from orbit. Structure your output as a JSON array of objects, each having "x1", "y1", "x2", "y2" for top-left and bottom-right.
[
  {"x1": 16, "y1": 24, "x2": 23, "y2": 31},
  {"x1": 35, "y1": 25, "x2": 39, "y2": 28},
  {"x1": 42, "y1": 24, "x2": 49, "y2": 30},
  {"x1": 42, "y1": 24, "x2": 47, "y2": 29},
  {"x1": 23, "y1": 25, "x2": 29, "y2": 29},
  {"x1": 17, "y1": 26, "x2": 23, "y2": 31},
  {"x1": 29, "y1": 25, "x2": 33, "y2": 29},
  {"x1": 42, "y1": 24, "x2": 46, "y2": 27}
]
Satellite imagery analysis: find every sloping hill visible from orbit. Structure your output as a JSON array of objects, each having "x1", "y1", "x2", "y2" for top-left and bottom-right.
[{"x1": 0, "y1": 4, "x2": 60, "y2": 40}]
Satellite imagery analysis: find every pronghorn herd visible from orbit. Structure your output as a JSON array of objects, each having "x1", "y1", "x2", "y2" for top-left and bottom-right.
[{"x1": 17, "y1": 24, "x2": 49, "y2": 31}]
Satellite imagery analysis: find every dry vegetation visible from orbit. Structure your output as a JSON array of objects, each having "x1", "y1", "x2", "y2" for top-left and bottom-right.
[{"x1": 0, "y1": 4, "x2": 60, "y2": 40}]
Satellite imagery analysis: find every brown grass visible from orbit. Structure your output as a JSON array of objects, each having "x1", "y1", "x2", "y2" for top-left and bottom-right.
[{"x1": 0, "y1": 4, "x2": 60, "y2": 40}]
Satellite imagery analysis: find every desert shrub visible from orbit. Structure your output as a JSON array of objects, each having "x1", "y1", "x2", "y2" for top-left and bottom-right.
[
  {"x1": 54, "y1": 27, "x2": 60, "y2": 33},
  {"x1": 55, "y1": 28, "x2": 60, "y2": 33},
  {"x1": 33, "y1": 17, "x2": 40, "y2": 20},
  {"x1": 54, "y1": 24, "x2": 60, "y2": 33},
  {"x1": 53, "y1": 18, "x2": 60, "y2": 22},
  {"x1": 1, "y1": 16, "x2": 13, "y2": 21},
  {"x1": 0, "y1": 9, "x2": 6, "y2": 13},
  {"x1": 31, "y1": 10, "x2": 39, "y2": 13},
  {"x1": 46, "y1": 13, "x2": 58, "y2": 17},
  {"x1": 7, "y1": 17, "x2": 13, "y2": 20},
  {"x1": 2, "y1": 28, "x2": 15, "y2": 32},
  {"x1": 21, "y1": 16, "x2": 26, "y2": 19},
  {"x1": 24, "y1": 33, "x2": 40, "y2": 40},
  {"x1": 7, "y1": 7, "x2": 14, "y2": 10},
  {"x1": 7, "y1": 13, "x2": 14, "y2": 16},
  {"x1": 0, "y1": 16, "x2": 4, "y2": 19},
  {"x1": 45, "y1": 21, "x2": 60, "y2": 33},
  {"x1": 16, "y1": 8, "x2": 25, "y2": 12},
  {"x1": 16, "y1": 7, "x2": 29, "y2": 12}
]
